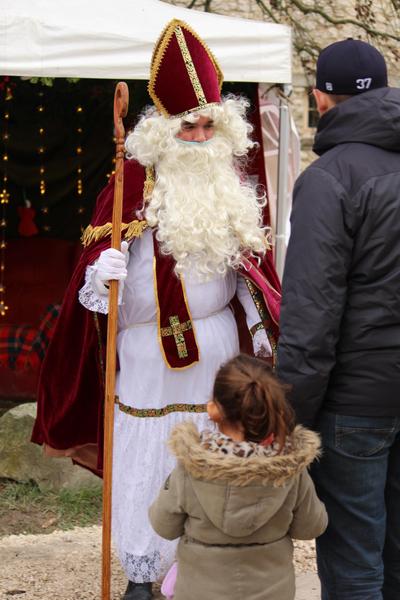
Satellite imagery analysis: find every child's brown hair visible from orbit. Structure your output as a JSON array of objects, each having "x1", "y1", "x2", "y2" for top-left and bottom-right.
[{"x1": 213, "y1": 354, "x2": 295, "y2": 449}]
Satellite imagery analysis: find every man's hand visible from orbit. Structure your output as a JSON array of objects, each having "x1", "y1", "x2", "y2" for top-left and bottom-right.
[{"x1": 92, "y1": 241, "x2": 129, "y2": 295}]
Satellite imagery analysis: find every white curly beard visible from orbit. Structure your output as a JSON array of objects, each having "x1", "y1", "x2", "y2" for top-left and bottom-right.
[{"x1": 125, "y1": 99, "x2": 268, "y2": 281}]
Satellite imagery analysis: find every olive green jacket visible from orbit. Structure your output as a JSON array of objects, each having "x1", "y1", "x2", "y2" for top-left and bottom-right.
[{"x1": 149, "y1": 422, "x2": 327, "y2": 600}]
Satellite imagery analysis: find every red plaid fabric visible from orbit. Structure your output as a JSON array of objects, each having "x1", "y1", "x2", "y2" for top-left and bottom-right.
[
  {"x1": 0, "y1": 324, "x2": 37, "y2": 369},
  {"x1": 31, "y1": 304, "x2": 61, "y2": 365},
  {"x1": 0, "y1": 304, "x2": 60, "y2": 370}
]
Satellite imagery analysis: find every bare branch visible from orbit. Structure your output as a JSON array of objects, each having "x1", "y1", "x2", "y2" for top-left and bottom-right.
[
  {"x1": 286, "y1": 0, "x2": 400, "y2": 42},
  {"x1": 254, "y1": 0, "x2": 279, "y2": 22},
  {"x1": 182, "y1": 0, "x2": 400, "y2": 77},
  {"x1": 186, "y1": 0, "x2": 213, "y2": 10}
]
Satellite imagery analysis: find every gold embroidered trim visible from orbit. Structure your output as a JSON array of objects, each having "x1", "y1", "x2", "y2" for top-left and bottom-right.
[
  {"x1": 180, "y1": 273, "x2": 201, "y2": 361},
  {"x1": 116, "y1": 396, "x2": 207, "y2": 418},
  {"x1": 243, "y1": 261, "x2": 281, "y2": 327},
  {"x1": 148, "y1": 19, "x2": 224, "y2": 117},
  {"x1": 243, "y1": 274, "x2": 278, "y2": 368},
  {"x1": 175, "y1": 25, "x2": 207, "y2": 108},
  {"x1": 153, "y1": 257, "x2": 199, "y2": 371},
  {"x1": 81, "y1": 220, "x2": 148, "y2": 247},
  {"x1": 244, "y1": 278, "x2": 268, "y2": 321},
  {"x1": 160, "y1": 316, "x2": 193, "y2": 358},
  {"x1": 144, "y1": 166, "x2": 155, "y2": 201},
  {"x1": 173, "y1": 102, "x2": 221, "y2": 119},
  {"x1": 161, "y1": 315, "x2": 191, "y2": 358},
  {"x1": 160, "y1": 318, "x2": 192, "y2": 338},
  {"x1": 124, "y1": 220, "x2": 148, "y2": 241},
  {"x1": 250, "y1": 321, "x2": 264, "y2": 337}
]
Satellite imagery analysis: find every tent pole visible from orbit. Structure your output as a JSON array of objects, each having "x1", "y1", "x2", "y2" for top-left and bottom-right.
[{"x1": 275, "y1": 95, "x2": 290, "y2": 281}]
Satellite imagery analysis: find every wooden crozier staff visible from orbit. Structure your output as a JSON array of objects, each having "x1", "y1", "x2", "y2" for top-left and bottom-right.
[{"x1": 102, "y1": 81, "x2": 129, "y2": 600}]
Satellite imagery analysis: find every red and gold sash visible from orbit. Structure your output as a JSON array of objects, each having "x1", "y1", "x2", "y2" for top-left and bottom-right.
[{"x1": 153, "y1": 235, "x2": 199, "y2": 369}]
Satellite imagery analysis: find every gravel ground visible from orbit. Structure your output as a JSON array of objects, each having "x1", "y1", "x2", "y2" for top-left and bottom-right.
[{"x1": 0, "y1": 526, "x2": 317, "y2": 599}]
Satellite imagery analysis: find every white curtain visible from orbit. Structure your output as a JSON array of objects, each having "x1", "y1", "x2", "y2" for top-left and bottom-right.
[{"x1": 258, "y1": 85, "x2": 300, "y2": 250}]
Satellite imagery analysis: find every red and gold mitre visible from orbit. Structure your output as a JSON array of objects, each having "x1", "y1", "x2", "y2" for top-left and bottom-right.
[{"x1": 148, "y1": 19, "x2": 224, "y2": 118}]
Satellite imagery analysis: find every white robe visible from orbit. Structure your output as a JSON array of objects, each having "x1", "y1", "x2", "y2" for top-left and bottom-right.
[{"x1": 79, "y1": 228, "x2": 260, "y2": 582}]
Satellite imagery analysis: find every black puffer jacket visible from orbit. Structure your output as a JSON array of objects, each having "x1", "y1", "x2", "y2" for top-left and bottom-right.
[{"x1": 277, "y1": 87, "x2": 400, "y2": 427}]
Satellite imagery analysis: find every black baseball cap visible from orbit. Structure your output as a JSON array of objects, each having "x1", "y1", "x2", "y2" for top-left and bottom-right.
[{"x1": 316, "y1": 38, "x2": 388, "y2": 95}]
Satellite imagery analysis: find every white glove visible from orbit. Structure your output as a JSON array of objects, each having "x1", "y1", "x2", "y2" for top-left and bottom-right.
[
  {"x1": 92, "y1": 241, "x2": 129, "y2": 296},
  {"x1": 253, "y1": 327, "x2": 272, "y2": 358}
]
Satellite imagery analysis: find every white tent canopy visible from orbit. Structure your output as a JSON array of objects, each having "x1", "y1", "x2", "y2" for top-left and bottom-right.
[{"x1": 0, "y1": 0, "x2": 292, "y2": 83}]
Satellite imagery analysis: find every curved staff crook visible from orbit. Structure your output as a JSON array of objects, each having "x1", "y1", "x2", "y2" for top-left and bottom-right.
[{"x1": 102, "y1": 81, "x2": 129, "y2": 600}]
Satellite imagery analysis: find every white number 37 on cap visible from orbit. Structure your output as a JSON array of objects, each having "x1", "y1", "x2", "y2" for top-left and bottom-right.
[{"x1": 356, "y1": 78, "x2": 372, "y2": 90}]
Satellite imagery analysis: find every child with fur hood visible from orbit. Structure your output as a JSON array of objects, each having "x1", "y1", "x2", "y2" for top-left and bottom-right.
[{"x1": 149, "y1": 354, "x2": 327, "y2": 600}]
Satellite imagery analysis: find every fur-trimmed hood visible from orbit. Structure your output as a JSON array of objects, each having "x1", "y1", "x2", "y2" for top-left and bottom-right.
[
  {"x1": 169, "y1": 421, "x2": 320, "y2": 486},
  {"x1": 168, "y1": 421, "x2": 321, "y2": 538}
]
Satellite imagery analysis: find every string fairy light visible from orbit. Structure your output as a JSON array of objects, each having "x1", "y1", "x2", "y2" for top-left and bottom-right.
[
  {"x1": 106, "y1": 155, "x2": 116, "y2": 182},
  {"x1": 106, "y1": 127, "x2": 117, "y2": 182},
  {"x1": 0, "y1": 79, "x2": 13, "y2": 317},
  {"x1": 75, "y1": 104, "x2": 86, "y2": 228},
  {"x1": 37, "y1": 89, "x2": 50, "y2": 232}
]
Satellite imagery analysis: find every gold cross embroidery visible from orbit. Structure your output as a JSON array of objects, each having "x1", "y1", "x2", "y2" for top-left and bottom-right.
[{"x1": 160, "y1": 315, "x2": 192, "y2": 359}]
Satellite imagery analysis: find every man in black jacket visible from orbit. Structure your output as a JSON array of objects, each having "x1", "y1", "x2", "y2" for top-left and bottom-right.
[{"x1": 277, "y1": 39, "x2": 400, "y2": 600}]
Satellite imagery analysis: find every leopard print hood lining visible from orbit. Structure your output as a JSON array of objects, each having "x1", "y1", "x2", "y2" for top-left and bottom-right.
[{"x1": 199, "y1": 429, "x2": 293, "y2": 459}]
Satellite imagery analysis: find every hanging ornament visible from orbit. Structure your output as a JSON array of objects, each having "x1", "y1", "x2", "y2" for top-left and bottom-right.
[
  {"x1": 18, "y1": 193, "x2": 39, "y2": 237},
  {"x1": 0, "y1": 77, "x2": 15, "y2": 101}
]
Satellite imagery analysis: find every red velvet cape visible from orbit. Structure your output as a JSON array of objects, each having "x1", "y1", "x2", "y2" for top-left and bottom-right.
[{"x1": 31, "y1": 160, "x2": 281, "y2": 473}]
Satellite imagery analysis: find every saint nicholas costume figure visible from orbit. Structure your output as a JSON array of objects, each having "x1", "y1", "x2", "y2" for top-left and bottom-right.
[{"x1": 32, "y1": 19, "x2": 281, "y2": 600}]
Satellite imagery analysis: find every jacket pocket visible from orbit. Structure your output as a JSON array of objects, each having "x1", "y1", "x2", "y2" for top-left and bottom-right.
[{"x1": 335, "y1": 416, "x2": 397, "y2": 457}]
